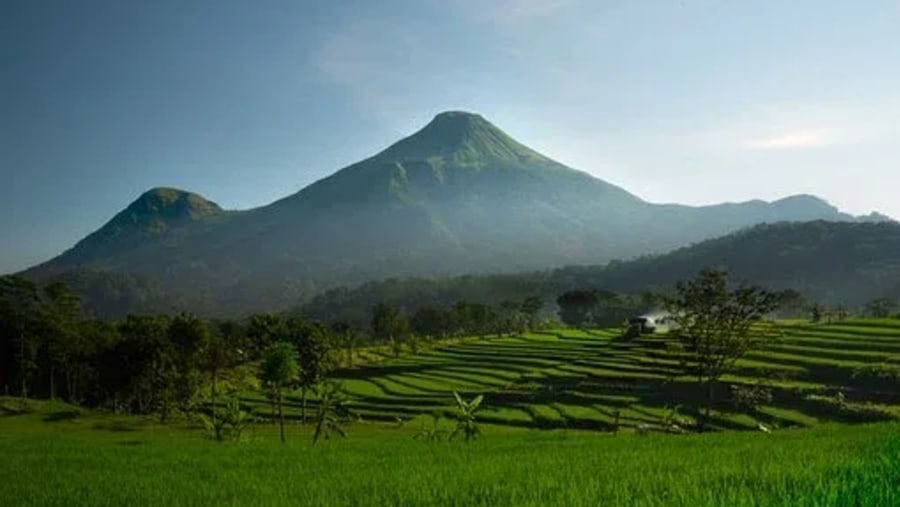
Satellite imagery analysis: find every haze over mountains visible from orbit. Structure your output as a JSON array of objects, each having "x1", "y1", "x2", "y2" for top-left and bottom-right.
[
  {"x1": 302, "y1": 220, "x2": 900, "y2": 325},
  {"x1": 23, "y1": 111, "x2": 892, "y2": 316}
]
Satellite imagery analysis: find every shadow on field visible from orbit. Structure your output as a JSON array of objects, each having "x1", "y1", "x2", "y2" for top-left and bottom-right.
[
  {"x1": 42, "y1": 410, "x2": 81, "y2": 422},
  {"x1": 92, "y1": 420, "x2": 141, "y2": 432}
]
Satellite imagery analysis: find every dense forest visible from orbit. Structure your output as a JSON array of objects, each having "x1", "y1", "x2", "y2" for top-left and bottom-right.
[{"x1": 301, "y1": 221, "x2": 900, "y2": 323}]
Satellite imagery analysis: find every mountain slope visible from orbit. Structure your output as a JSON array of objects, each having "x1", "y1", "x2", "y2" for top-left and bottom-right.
[
  {"x1": 302, "y1": 220, "x2": 900, "y2": 324},
  {"x1": 24, "y1": 112, "x2": 890, "y2": 316}
]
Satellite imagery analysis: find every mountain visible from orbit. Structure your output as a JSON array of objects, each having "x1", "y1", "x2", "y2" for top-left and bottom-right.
[
  {"x1": 302, "y1": 221, "x2": 900, "y2": 324},
  {"x1": 24, "y1": 111, "x2": 891, "y2": 316},
  {"x1": 54, "y1": 187, "x2": 226, "y2": 267}
]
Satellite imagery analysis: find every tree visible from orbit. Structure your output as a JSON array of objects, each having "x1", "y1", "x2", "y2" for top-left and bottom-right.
[
  {"x1": 809, "y1": 303, "x2": 823, "y2": 323},
  {"x1": 589, "y1": 290, "x2": 625, "y2": 327},
  {"x1": 556, "y1": 290, "x2": 598, "y2": 328},
  {"x1": 290, "y1": 319, "x2": 333, "y2": 423},
  {"x1": 201, "y1": 320, "x2": 243, "y2": 440},
  {"x1": 496, "y1": 300, "x2": 525, "y2": 336},
  {"x1": 0, "y1": 276, "x2": 43, "y2": 398},
  {"x1": 371, "y1": 302, "x2": 411, "y2": 343},
  {"x1": 520, "y1": 296, "x2": 544, "y2": 330},
  {"x1": 663, "y1": 270, "x2": 779, "y2": 432},
  {"x1": 42, "y1": 282, "x2": 83, "y2": 401},
  {"x1": 166, "y1": 313, "x2": 211, "y2": 417},
  {"x1": 775, "y1": 289, "x2": 806, "y2": 318},
  {"x1": 113, "y1": 314, "x2": 172, "y2": 415},
  {"x1": 246, "y1": 313, "x2": 285, "y2": 359},
  {"x1": 865, "y1": 298, "x2": 895, "y2": 319},
  {"x1": 411, "y1": 306, "x2": 447, "y2": 340},
  {"x1": 331, "y1": 321, "x2": 362, "y2": 367},
  {"x1": 260, "y1": 342, "x2": 298, "y2": 443}
]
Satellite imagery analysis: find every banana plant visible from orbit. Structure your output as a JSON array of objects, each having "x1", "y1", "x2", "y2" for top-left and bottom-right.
[
  {"x1": 312, "y1": 381, "x2": 351, "y2": 445},
  {"x1": 413, "y1": 411, "x2": 450, "y2": 442},
  {"x1": 450, "y1": 391, "x2": 484, "y2": 443}
]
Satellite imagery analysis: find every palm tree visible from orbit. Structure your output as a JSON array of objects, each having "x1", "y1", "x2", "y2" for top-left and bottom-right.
[{"x1": 260, "y1": 342, "x2": 298, "y2": 443}]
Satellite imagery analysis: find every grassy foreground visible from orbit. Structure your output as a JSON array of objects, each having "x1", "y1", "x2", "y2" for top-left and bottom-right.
[{"x1": 1, "y1": 402, "x2": 899, "y2": 507}]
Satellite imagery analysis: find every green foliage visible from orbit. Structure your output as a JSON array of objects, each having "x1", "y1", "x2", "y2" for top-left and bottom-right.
[
  {"x1": 809, "y1": 303, "x2": 823, "y2": 323},
  {"x1": 260, "y1": 342, "x2": 298, "y2": 443},
  {"x1": 865, "y1": 298, "x2": 897, "y2": 318},
  {"x1": 371, "y1": 302, "x2": 411, "y2": 343},
  {"x1": 198, "y1": 396, "x2": 252, "y2": 442},
  {"x1": 312, "y1": 382, "x2": 351, "y2": 445},
  {"x1": 260, "y1": 342, "x2": 299, "y2": 388},
  {"x1": 414, "y1": 412, "x2": 451, "y2": 442},
  {"x1": 450, "y1": 391, "x2": 484, "y2": 443},
  {"x1": 662, "y1": 270, "x2": 780, "y2": 431},
  {"x1": 288, "y1": 319, "x2": 334, "y2": 422}
]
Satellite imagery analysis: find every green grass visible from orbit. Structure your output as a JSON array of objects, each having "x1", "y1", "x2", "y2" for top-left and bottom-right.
[{"x1": 1, "y1": 402, "x2": 899, "y2": 506}]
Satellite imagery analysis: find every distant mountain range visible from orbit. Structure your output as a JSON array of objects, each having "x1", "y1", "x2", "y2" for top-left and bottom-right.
[{"x1": 22, "y1": 111, "x2": 893, "y2": 316}]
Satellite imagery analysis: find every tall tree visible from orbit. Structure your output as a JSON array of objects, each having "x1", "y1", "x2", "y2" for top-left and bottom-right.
[
  {"x1": 201, "y1": 320, "x2": 243, "y2": 440},
  {"x1": 330, "y1": 321, "x2": 362, "y2": 367},
  {"x1": 246, "y1": 313, "x2": 286, "y2": 359},
  {"x1": 556, "y1": 290, "x2": 599, "y2": 328},
  {"x1": 290, "y1": 319, "x2": 333, "y2": 423},
  {"x1": 663, "y1": 270, "x2": 779, "y2": 432},
  {"x1": 260, "y1": 342, "x2": 298, "y2": 443},
  {"x1": 0, "y1": 276, "x2": 43, "y2": 398},
  {"x1": 166, "y1": 313, "x2": 211, "y2": 417},
  {"x1": 372, "y1": 302, "x2": 411, "y2": 344},
  {"x1": 520, "y1": 296, "x2": 544, "y2": 330},
  {"x1": 42, "y1": 282, "x2": 83, "y2": 401},
  {"x1": 114, "y1": 314, "x2": 172, "y2": 414},
  {"x1": 775, "y1": 289, "x2": 807, "y2": 318},
  {"x1": 864, "y1": 298, "x2": 895, "y2": 318},
  {"x1": 411, "y1": 306, "x2": 447, "y2": 340}
]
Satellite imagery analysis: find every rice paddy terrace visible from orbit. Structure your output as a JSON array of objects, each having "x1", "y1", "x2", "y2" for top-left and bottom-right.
[{"x1": 267, "y1": 319, "x2": 900, "y2": 432}]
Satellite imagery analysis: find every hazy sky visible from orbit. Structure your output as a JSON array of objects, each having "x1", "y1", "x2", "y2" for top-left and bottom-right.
[{"x1": 2, "y1": 0, "x2": 899, "y2": 273}]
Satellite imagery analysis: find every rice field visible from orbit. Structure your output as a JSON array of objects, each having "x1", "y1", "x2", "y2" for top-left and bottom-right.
[
  {"x1": 1, "y1": 403, "x2": 898, "y2": 507},
  {"x1": 260, "y1": 319, "x2": 900, "y2": 432},
  {"x1": 3, "y1": 318, "x2": 900, "y2": 506}
]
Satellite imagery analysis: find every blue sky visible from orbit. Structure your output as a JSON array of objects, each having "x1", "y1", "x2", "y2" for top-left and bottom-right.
[{"x1": 2, "y1": 0, "x2": 899, "y2": 273}]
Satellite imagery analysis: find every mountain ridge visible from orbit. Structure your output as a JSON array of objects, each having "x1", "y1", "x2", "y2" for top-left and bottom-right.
[{"x1": 22, "y1": 111, "x2": 894, "y2": 315}]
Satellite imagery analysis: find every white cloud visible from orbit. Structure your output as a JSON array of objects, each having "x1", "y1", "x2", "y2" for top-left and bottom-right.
[{"x1": 744, "y1": 129, "x2": 834, "y2": 150}]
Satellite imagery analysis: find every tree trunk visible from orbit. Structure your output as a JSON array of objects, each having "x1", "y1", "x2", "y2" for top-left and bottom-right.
[
  {"x1": 301, "y1": 387, "x2": 307, "y2": 424},
  {"x1": 49, "y1": 364, "x2": 55, "y2": 401},
  {"x1": 699, "y1": 379, "x2": 714, "y2": 432},
  {"x1": 19, "y1": 330, "x2": 27, "y2": 400},
  {"x1": 278, "y1": 386, "x2": 286, "y2": 443},
  {"x1": 211, "y1": 368, "x2": 221, "y2": 441},
  {"x1": 66, "y1": 370, "x2": 74, "y2": 403}
]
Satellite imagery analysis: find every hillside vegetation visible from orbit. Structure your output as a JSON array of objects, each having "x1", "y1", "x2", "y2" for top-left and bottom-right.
[{"x1": 303, "y1": 220, "x2": 900, "y2": 325}]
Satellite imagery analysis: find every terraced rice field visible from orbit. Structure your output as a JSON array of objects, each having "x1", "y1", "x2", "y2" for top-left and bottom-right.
[{"x1": 266, "y1": 319, "x2": 900, "y2": 432}]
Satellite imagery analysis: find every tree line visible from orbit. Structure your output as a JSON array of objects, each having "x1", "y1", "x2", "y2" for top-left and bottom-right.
[
  {"x1": 4, "y1": 269, "x2": 895, "y2": 437},
  {"x1": 0, "y1": 275, "x2": 550, "y2": 414}
]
